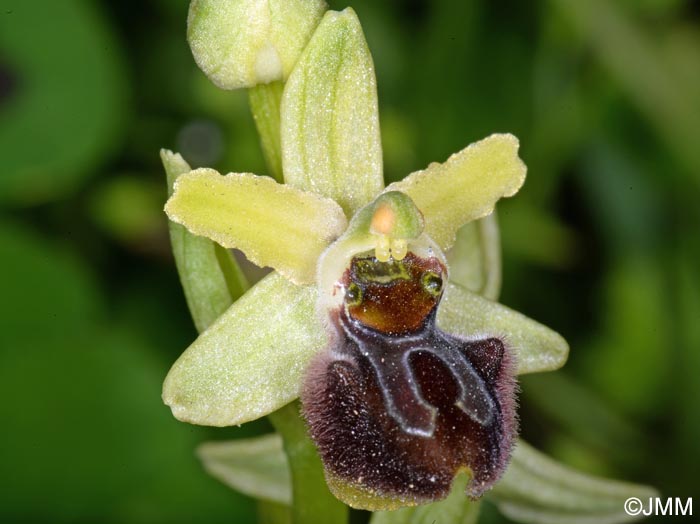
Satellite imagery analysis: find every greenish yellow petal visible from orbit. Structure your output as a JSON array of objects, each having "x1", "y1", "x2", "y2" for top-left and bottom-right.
[
  {"x1": 162, "y1": 150, "x2": 248, "y2": 332},
  {"x1": 387, "y1": 134, "x2": 526, "y2": 251},
  {"x1": 162, "y1": 273, "x2": 326, "y2": 426},
  {"x1": 281, "y1": 8, "x2": 383, "y2": 215},
  {"x1": 438, "y1": 282, "x2": 568, "y2": 374},
  {"x1": 187, "y1": 0, "x2": 326, "y2": 89},
  {"x1": 491, "y1": 440, "x2": 658, "y2": 524},
  {"x1": 165, "y1": 168, "x2": 347, "y2": 285}
]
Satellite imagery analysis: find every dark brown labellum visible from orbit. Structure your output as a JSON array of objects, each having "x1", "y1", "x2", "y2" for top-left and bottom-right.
[{"x1": 302, "y1": 252, "x2": 518, "y2": 508}]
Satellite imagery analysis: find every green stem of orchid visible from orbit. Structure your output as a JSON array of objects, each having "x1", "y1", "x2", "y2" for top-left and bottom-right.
[
  {"x1": 249, "y1": 81, "x2": 285, "y2": 182},
  {"x1": 257, "y1": 500, "x2": 291, "y2": 524},
  {"x1": 269, "y1": 402, "x2": 349, "y2": 524}
]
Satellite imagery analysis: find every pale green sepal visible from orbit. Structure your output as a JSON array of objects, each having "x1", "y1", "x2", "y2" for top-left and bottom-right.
[
  {"x1": 438, "y1": 282, "x2": 569, "y2": 374},
  {"x1": 281, "y1": 8, "x2": 383, "y2": 215},
  {"x1": 447, "y1": 213, "x2": 502, "y2": 301},
  {"x1": 197, "y1": 434, "x2": 291, "y2": 505},
  {"x1": 371, "y1": 475, "x2": 480, "y2": 524},
  {"x1": 187, "y1": 0, "x2": 327, "y2": 89},
  {"x1": 490, "y1": 440, "x2": 658, "y2": 524},
  {"x1": 162, "y1": 272, "x2": 327, "y2": 426},
  {"x1": 387, "y1": 134, "x2": 526, "y2": 251},
  {"x1": 162, "y1": 150, "x2": 248, "y2": 332},
  {"x1": 165, "y1": 168, "x2": 347, "y2": 285}
]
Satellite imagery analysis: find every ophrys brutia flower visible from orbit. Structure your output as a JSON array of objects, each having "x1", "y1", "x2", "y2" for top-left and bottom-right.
[
  {"x1": 303, "y1": 192, "x2": 518, "y2": 507},
  {"x1": 161, "y1": 3, "x2": 655, "y2": 520},
  {"x1": 163, "y1": 129, "x2": 544, "y2": 509},
  {"x1": 162, "y1": 24, "x2": 561, "y2": 503}
]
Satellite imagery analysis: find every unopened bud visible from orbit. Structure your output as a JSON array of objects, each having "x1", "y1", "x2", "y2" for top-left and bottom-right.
[{"x1": 188, "y1": 0, "x2": 326, "y2": 89}]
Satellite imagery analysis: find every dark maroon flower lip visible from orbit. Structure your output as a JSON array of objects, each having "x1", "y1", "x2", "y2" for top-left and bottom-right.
[{"x1": 302, "y1": 251, "x2": 519, "y2": 509}]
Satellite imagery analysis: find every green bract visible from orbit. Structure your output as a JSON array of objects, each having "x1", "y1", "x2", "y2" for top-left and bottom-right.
[{"x1": 162, "y1": 151, "x2": 248, "y2": 332}]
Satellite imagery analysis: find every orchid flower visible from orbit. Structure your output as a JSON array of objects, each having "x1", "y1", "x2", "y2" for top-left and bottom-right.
[{"x1": 161, "y1": 2, "x2": 656, "y2": 523}]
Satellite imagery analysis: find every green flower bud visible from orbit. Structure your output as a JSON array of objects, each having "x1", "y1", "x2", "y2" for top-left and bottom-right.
[{"x1": 187, "y1": 0, "x2": 327, "y2": 89}]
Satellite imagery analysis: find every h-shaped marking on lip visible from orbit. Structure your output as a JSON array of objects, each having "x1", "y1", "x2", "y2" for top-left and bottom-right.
[{"x1": 344, "y1": 322, "x2": 497, "y2": 437}]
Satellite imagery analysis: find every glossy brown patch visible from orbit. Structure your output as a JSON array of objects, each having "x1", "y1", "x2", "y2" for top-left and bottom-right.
[{"x1": 345, "y1": 253, "x2": 445, "y2": 335}]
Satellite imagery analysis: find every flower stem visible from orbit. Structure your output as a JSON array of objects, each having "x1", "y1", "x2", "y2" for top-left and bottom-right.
[
  {"x1": 257, "y1": 500, "x2": 291, "y2": 524},
  {"x1": 249, "y1": 81, "x2": 285, "y2": 182},
  {"x1": 269, "y1": 402, "x2": 349, "y2": 524}
]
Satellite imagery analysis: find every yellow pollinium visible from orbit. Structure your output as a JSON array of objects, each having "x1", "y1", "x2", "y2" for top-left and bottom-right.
[{"x1": 370, "y1": 204, "x2": 409, "y2": 262}]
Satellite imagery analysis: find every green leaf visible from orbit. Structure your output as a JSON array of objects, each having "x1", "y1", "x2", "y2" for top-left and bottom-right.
[
  {"x1": 197, "y1": 434, "x2": 291, "y2": 505},
  {"x1": 165, "y1": 167, "x2": 347, "y2": 285},
  {"x1": 162, "y1": 273, "x2": 326, "y2": 426},
  {"x1": 0, "y1": 0, "x2": 126, "y2": 205},
  {"x1": 438, "y1": 282, "x2": 569, "y2": 374},
  {"x1": 447, "y1": 213, "x2": 502, "y2": 301},
  {"x1": 162, "y1": 150, "x2": 248, "y2": 332},
  {"x1": 387, "y1": 134, "x2": 526, "y2": 251},
  {"x1": 490, "y1": 440, "x2": 657, "y2": 524},
  {"x1": 370, "y1": 475, "x2": 480, "y2": 524},
  {"x1": 187, "y1": 0, "x2": 326, "y2": 89},
  {"x1": 281, "y1": 8, "x2": 383, "y2": 215}
]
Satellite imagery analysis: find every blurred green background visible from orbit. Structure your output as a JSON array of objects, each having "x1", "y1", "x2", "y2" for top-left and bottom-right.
[{"x1": 1, "y1": 0, "x2": 698, "y2": 522}]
